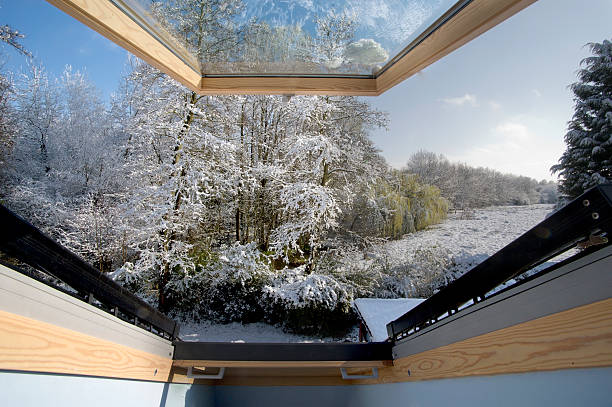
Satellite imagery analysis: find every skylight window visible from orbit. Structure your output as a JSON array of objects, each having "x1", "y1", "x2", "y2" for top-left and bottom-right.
[{"x1": 48, "y1": 0, "x2": 535, "y2": 93}]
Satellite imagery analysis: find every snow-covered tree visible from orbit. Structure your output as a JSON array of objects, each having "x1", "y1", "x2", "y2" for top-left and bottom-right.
[
  {"x1": 119, "y1": 59, "x2": 239, "y2": 310},
  {"x1": 4, "y1": 65, "x2": 124, "y2": 272},
  {"x1": 552, "y1": 39, "x2": 612, "y2": 199},
  {"x1": 0, "y1": 66, "x2": 15, "y2": 175},
  {"x1": 0, "y1": 22, "x2": 30, "y2": 182},
  {"x1": 0, "y1": 24, "x2": 31, "y2": 57},
  {"x1": 314, "y1": 11, "x2": 356, "y2": 72},
  {"x1": 150, "y1": 0, "x2": 244, "y2": 69}
]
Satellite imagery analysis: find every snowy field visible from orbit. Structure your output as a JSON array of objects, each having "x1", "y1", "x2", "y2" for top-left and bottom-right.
[
  {"x1": 180, "y1": 204, "x2": 557, "y2": 342},
  {"x1": 378, "y1": 204, "x2": 557, "y2": 270}
]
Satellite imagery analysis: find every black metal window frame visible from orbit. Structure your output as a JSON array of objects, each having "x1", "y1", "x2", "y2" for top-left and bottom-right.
[
  {"x1": 173, "y1": 341, "x2": 392, "y2": 362},
  {"x1": 0, "y1": 205, "x2": 179, "y2": 340}
]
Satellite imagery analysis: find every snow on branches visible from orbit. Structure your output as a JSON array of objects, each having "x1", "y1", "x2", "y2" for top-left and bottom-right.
[
  {"x1": 552, "y1": 39, "x2": 612, "y2": 198},
  {"x1": 271, "y1": 182, "x2": 340, "y2": 257}
]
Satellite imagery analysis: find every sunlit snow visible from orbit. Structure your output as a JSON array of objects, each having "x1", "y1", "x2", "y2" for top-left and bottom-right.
[{"x1": 180, "y1": 204, "x2": 565, "y2": 343}]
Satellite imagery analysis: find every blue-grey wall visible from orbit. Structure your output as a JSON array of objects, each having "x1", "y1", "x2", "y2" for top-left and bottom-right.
[
  {"x1": 213, "y1": 367, "x2": 612, "y2": 407},
  {"x1": 2, "y1": 367, "x2": 611, "y2": 407},
  {"x1": 0, "y1": 371, "x2": 213, "y2": 407}
]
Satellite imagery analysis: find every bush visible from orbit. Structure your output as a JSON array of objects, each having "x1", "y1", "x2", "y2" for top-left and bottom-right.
[
  {"x1": 316, "y1": 243, "x2": 386, "y2": 298},
  {"x1": 204, "y1": 242, "x2": 275, "y2": 323},
  {"x1": 156, "y1": 242, "x2": 274, "y2": 322},
  {"x1": 114, "y1": 241, "x2": 358, "y2": 336},
  {"x1": 318, "y1": 243, "x2": 461, "y2": 300},
  {"x1": 263, "y1": 266, "x2": 356, "y2": 336},
  {"x1": 394, "y1": 247, "x2": 453, "y2": 297},
  {"x1": 111, "y1": 261, "x2": 159, "y2": 305}
]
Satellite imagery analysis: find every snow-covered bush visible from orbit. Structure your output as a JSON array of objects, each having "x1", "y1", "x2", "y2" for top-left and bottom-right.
[
  {"x1": 144, "y1": 243, "x2": 358, "y2": 336},
  {"x1": 111, "y1": 261, "x2": 139, "y2": 289},
  {"x1": 165, "y1": 242, "x2": 274, "y2": 323},
  {"x1": 356, "y1": 245, "x2": 454, "y2": 298},
  {"x1": 394, "y1": 247, "x2": 453, "y2": 297},
  {"x1": 263, "y1": 266, "x2": 356, "y2": 336},
  {"x1": 204, "y1": 242, "x2": 274, "y2": 323},
  {"x1": 316, "y1": 243, "x2": 386, "y2": 298},
  {"x1": 319, "y1": 243, "x2": 462, "y2": 300}
]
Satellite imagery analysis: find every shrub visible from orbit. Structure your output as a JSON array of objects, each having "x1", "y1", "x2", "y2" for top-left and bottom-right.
[
  {"x1": 111, "y1": 261, "x2": 159, "y2": 305},
  {"x1": 397, "y1": 247, "x2": 453, "y2": 297},
  {"x1": 321, "y1": 243, "x2": 460, "y2": 299},
  {"x1": 158, "y1": 242, "x2": 274, "y2": 322},
  {"x1": 348, "y1": 171, "x2": 448, "y2": 241},
  {"x1": 202, "y1": 242, "x2": 275, "y2": 322},
  {"x1": 315, "y1": 243, "x2": 386, "y2": 298},
  {"x1": 263, "y1": 266, "x2": 356, "y2": 336}
]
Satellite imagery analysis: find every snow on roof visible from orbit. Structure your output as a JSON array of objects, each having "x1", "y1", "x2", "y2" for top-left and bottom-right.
[{"x1": 353, "y1": 298, "x2": 425, "y2": 342}]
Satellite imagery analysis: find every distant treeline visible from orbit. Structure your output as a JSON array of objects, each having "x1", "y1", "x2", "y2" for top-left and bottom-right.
[{"x1": 403, "y1": 151, "x2": 558, "y2": 209}]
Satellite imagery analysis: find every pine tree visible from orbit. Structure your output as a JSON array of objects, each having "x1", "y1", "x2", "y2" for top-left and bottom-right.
[{"x1": 552, "y1": 39, "x2": 612, "y2": 199}]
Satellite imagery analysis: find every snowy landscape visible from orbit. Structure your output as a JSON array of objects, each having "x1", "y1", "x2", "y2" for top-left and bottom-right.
[
  {"x1": 0, "y1": 46, "x2": 559, "y2": 340},
  {"x1": 179, "y1": 204, "x2": 556, "y2": 342},
  {"x1": 373, "y1": 204, "x2": 558, "y2": 280},
  {"x1": 0, "y1": 5, "x2": 609, "y2": 346},
  {"x1": 0, "y1": 3, "x2": 611, "y2": 407}
]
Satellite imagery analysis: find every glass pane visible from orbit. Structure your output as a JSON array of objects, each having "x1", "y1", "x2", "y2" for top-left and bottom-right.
[{"x1": 123, "y1": 0, "x2": 460, "y2": 76}]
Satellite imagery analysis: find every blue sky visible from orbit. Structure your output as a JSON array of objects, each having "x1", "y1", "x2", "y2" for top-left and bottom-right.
[
  {"x1": 1, "y1": 0, "x2": 610, "y2": 181},
  {"x1": 369, "y1": 0, "x2": 612, "y2": 181},
  {"x1": 0, "y1": 0, "x2": 128, "y2": 99}
]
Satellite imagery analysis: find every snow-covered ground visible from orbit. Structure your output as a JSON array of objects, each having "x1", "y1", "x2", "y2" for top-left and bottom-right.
[
  {"x1": 180, "y1": 320, "x2": 359, "y2": 342},
  {"x1": 180, "y1": 204, "x2": 560, "y2": 342},
  {"x1": 379, "y1": 204, "x2": 557, "y2": 268}
]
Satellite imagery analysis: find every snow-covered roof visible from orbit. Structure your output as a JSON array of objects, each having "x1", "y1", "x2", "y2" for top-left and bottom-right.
[{"x1": 353, "y1": 298, "x2": 425, "y2": 342}]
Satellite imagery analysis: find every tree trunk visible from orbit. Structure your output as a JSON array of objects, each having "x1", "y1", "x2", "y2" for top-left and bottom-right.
[
  {"x1": 159, "y1": 91, "x2": 197, "y2": 313},
  {"x1": 321, "y1": 161, "x2": 330, "y2": 186},
  {"x1": 235, "y1": 207, "x2": 241, "y2": 242}
]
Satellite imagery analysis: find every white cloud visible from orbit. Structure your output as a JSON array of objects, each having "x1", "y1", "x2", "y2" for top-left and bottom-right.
[
  {"x1": 495, "y1": 121, "x2": 530, "y2": 142},
  {"x1": 532, "y1": 89, "x2": 542, "y2": 97},
  {"x1": 448, "y1": 120, "x2": 560, "y2": 180},
  {"x1": 344, "y1": 38, "x2": 389, "y2": 66},
  {"x1": 323, "y1": 57, "x2": 343, "y2": 70},
  {"x1": 351, "y1": 0, "x2": 436, "y2": 44},
  {"x1": 489, "y1": 101, "x2": 502, "y2": 111},
  {"x1": 440, "y1": 93, "x2": 478, "y2": 107}
]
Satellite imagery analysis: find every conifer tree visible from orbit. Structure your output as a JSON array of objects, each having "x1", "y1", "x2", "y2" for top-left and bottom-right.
[{"x1": 552, "y1": 40, "x2": 612, "y2": 199}]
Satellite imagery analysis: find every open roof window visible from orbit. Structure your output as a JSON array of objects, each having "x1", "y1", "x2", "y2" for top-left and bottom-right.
[{"x1": 47, "y1": 0, "x2": 535, "y2": 95}]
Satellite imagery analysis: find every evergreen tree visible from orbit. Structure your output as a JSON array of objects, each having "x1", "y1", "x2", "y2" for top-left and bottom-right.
[{"x1": 552, "y1": 39, "x2": 612, "y2": 199}]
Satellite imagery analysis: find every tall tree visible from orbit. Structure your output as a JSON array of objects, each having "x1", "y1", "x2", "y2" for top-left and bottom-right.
[
  {"x1": 6, "y1": 65, "x2": 122, "y2": 271},
  {"x1": 0, "y1": 23, "x2": 30, "y2": 181},
  {"x1": 552, "y1": 39, "x2": 612, "y2": 199}
]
